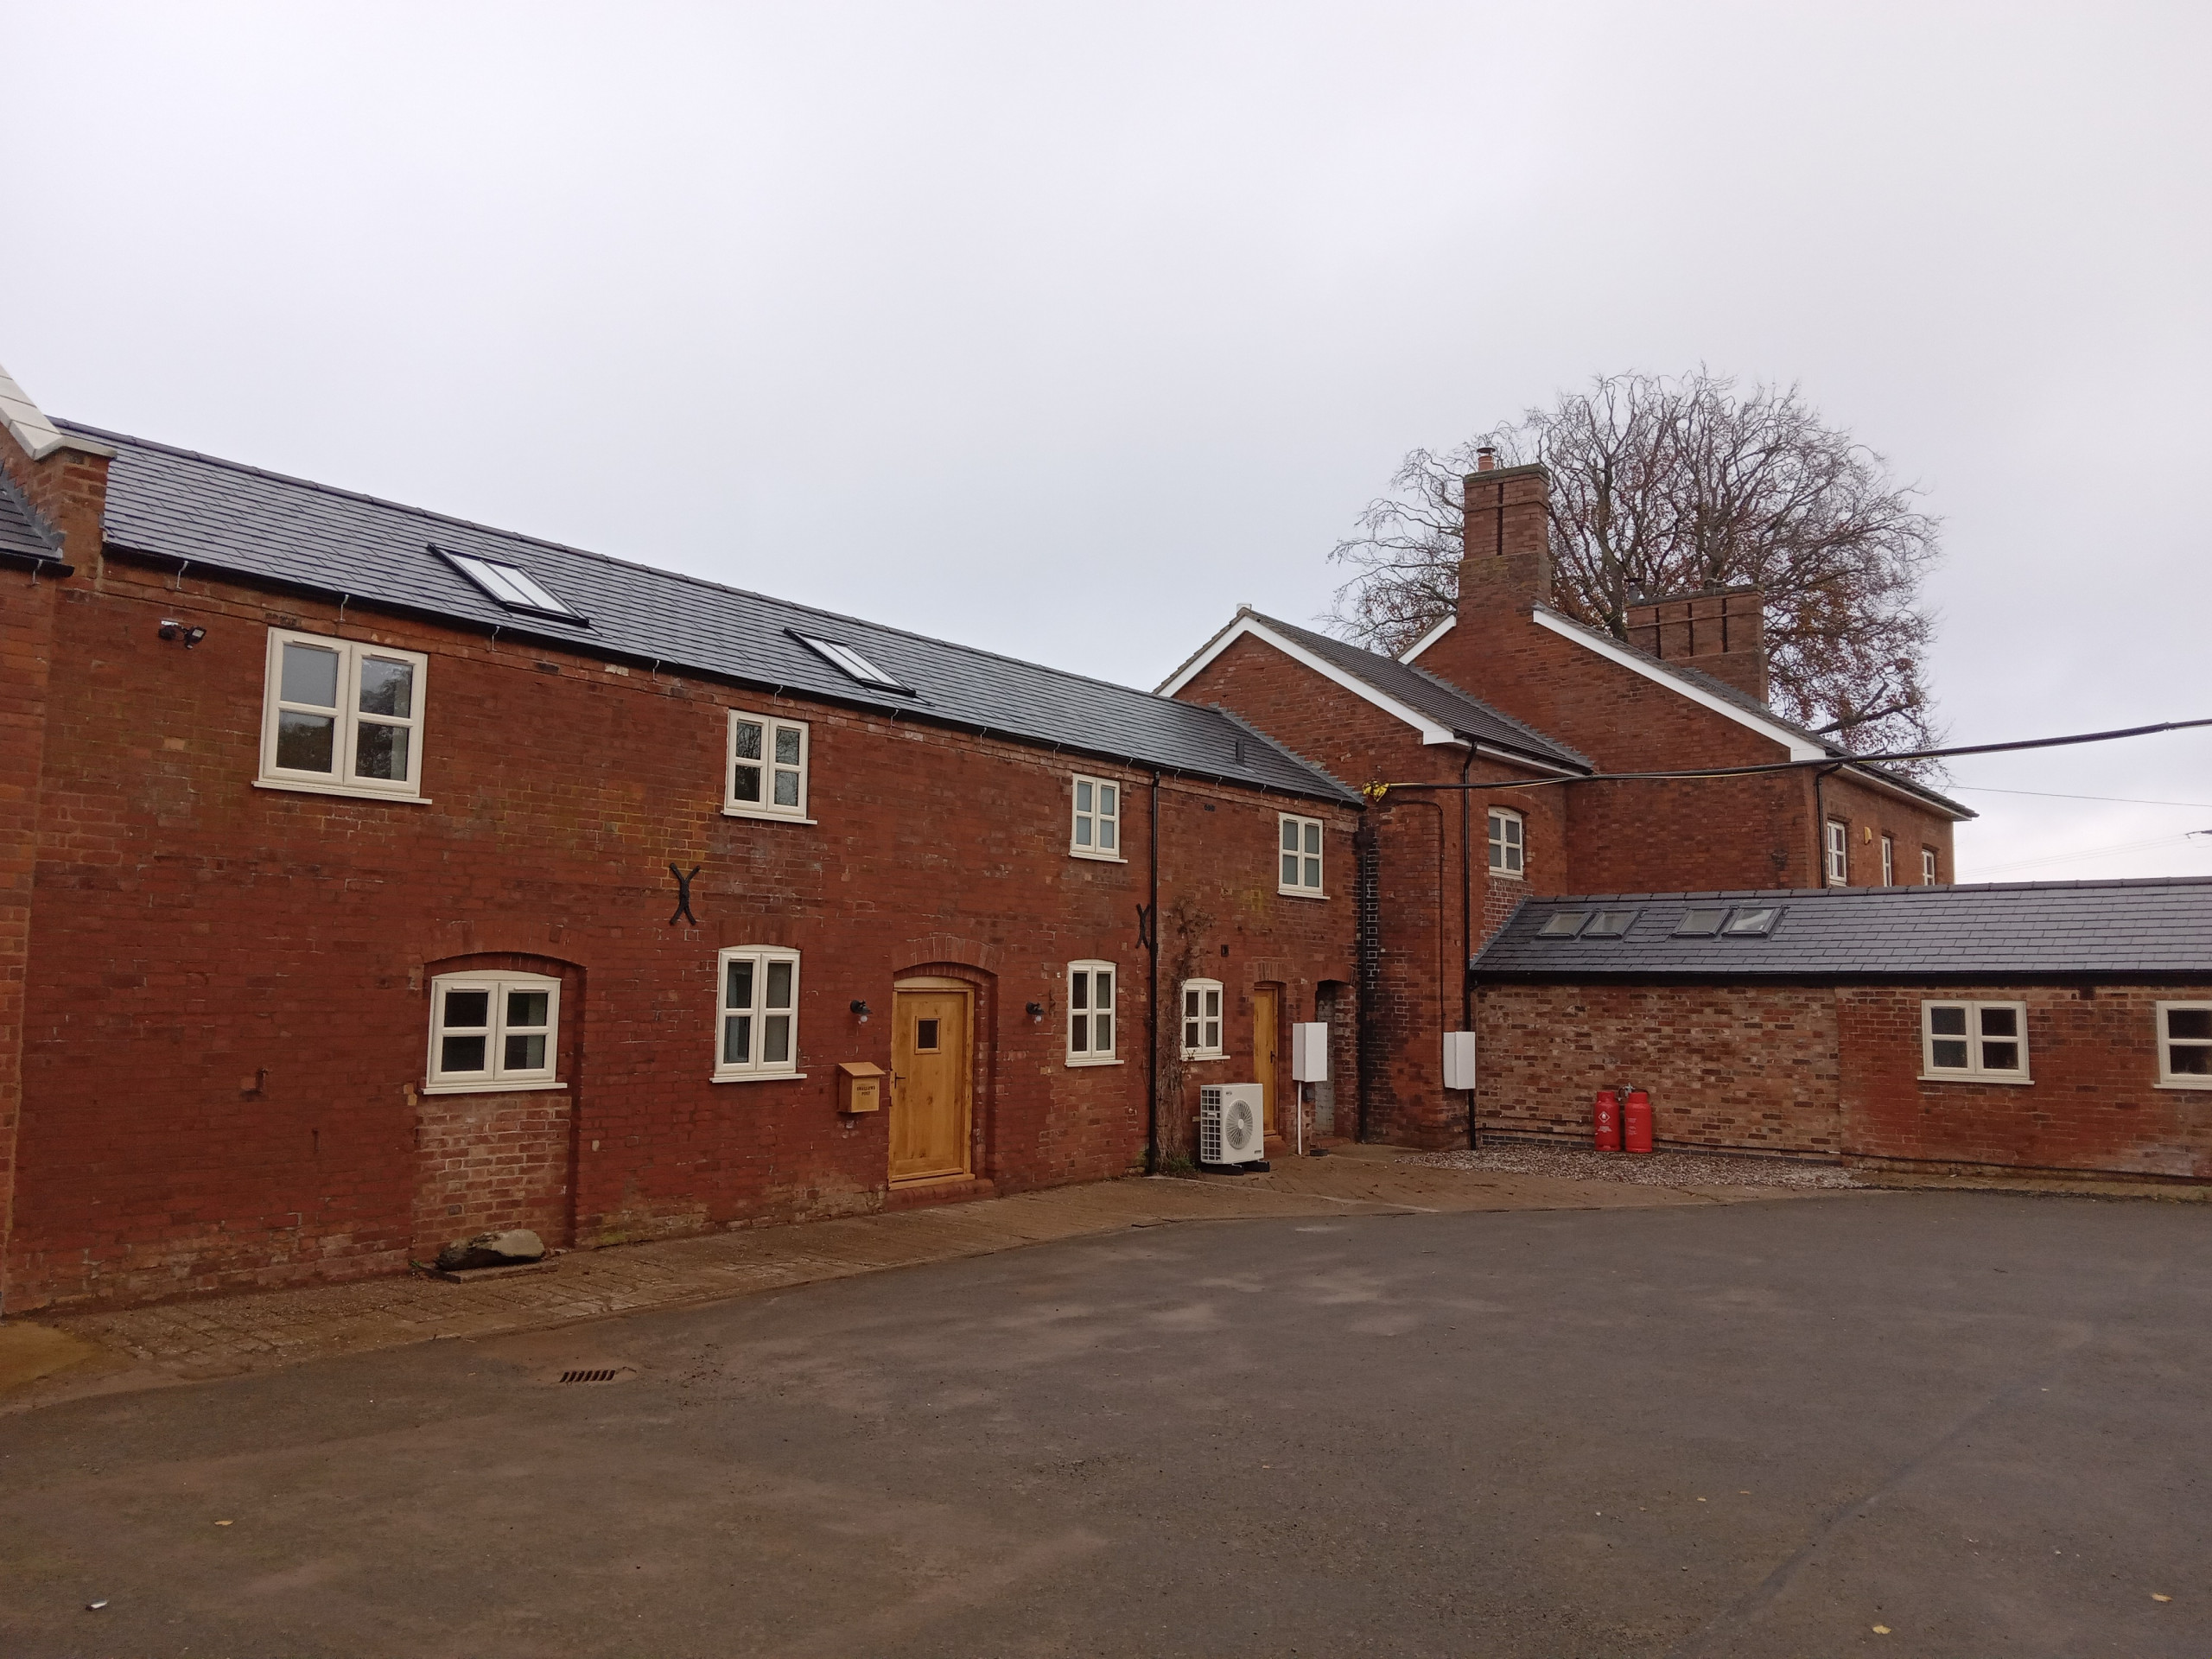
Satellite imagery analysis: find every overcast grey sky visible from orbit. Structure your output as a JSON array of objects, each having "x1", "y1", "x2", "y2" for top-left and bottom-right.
[{"x1": 5, "y1": 3, "x2": 2207, "y2": 879}]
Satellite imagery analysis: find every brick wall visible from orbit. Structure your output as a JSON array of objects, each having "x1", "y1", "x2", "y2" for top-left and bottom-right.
[{"x1": 8, "y1": 558, "x2": 1356, "y2": 1309}]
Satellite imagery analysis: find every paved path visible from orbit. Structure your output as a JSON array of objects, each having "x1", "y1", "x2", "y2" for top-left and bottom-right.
[{"x1": 9, "y1": 1148, "x2": 1814, "y2": 1405}]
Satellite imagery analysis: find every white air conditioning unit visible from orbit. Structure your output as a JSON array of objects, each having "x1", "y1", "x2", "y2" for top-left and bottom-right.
[{"x1": 1199, "y1": 1084, "x2": 1269, "y2": 1173}]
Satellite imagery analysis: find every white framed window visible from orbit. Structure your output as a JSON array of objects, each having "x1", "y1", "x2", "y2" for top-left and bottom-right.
[
  {"x1": 715, "y1": 948, "x2": 802, "y2": 1079},
  {"x1": 1180, "y1": 979, "x2": 1224, "y2": 1060},
  {"x1": 1071, "y1": 774, "x2": 1122, "y2": 860},
  {"x1": 1922, "y1": 1000, "x2": 2031, "y2": 1084},
  {"x1": 1824, "y1": 819, "x2": 1848, "y2": 886},
  {"x1": 425, "y1": 972, "x2": 562, "y2": 1094},
  {"x1": 1880, "y1": 835, "x2": 1895, "y2": 886},
  {"x1": 1488, "y1": 808, "x2": 1525, "y2": 877},
  {"x1": 1922, "y1": 847, "x2": 1940, "y2": 886},
  {"x1": 1280, "y1": 814, "x2": 1324, "y2": 895},
  {"x1": 726, "y1": 711, "x2": 810, "y2": 820},
  {"x1": 2157, "y1": 1001, "x2": 2212, "y2": 1089},
  {"x1": 259, "y1": 629, "x2": 429, "y2": 801},
  {"x1": 1067, "y1": 960, "x2": 1117, "y2": 1065}
]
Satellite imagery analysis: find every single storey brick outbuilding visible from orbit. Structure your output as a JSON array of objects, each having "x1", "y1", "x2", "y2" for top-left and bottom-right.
[{"x1": 1469, "y1": 879, "x2": 2212, "y2": 1182}]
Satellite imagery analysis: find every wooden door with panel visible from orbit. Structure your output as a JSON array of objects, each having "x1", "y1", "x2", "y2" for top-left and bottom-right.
[{"x1": 890, "y1": 983, "x2": 974, "y2": 1184}]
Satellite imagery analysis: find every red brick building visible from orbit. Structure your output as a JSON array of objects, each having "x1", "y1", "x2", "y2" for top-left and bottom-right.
[
  {"x1": 1164, "y1": 454, "x2": 1972, "y2": 1147},
  {"x1": 0, "y1": 365, "x2": 1361, "y2": 1312}
]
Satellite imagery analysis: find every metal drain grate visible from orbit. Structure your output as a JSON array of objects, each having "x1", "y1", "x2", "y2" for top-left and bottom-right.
[{"x1": 559, "y1": 1368, "x2": 623, "y2": 1384}]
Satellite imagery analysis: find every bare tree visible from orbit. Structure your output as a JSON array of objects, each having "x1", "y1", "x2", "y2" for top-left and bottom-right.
[{"x1": 1325, "y1": 371, "x2": 1944, "y2": 760}]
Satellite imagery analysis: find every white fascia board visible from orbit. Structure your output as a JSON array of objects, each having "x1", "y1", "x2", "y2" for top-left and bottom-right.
[
  {"x1": 1836, "y1": 764, "x2": 1977, "y2": 822},
  {"x1": 0, "y1": 360, "x2": 113, "y2": 461},
  {"x1": 1399, "y1": 613, "x2": 1454, "y2": 664},
  {"x1": 1529, "y1": 607, "x2": 1826, "y2": 761},
  {"x1": 1157, "y1": 614, "x2": 1462, "y2": 747}
]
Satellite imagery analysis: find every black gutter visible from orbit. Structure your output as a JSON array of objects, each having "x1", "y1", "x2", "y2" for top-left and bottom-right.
[{"x1": 1, "y1": 551, "x2": 72, "y2": 576}]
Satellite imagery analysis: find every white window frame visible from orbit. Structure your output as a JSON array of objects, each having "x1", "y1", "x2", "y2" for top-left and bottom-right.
[
  {"x1": 258, "y1": 628, "x2": 430, "y2": 803},
  {"x1": 1922, "y1": 847, "x2": 1940, "y2": 886},
  {"x1": 424, "y1": 971, "x2": 563, "y2": 1095},
  {"x1": 1180, "y1": 978, "x2": 1225, "y2": 1061},
  {"x1": 725, "y1": 710, "x2": 811, "y2": 822},
  {"x1": 2156, "y1": 1001, "x2": 2212, "y2": 1090},
  {"x1": 713, "y1": 947, "x2": 803, "y2": 1081},
  {"x1": 1487, "y1": 807, "x2": 1525, "y2": 878},
  {"x1": 1280, "y1": 813, "x2": 1325, "y2": 897},
  {"x1": 1066, "y1": 959, "x2": 1119, "y2": 1065},
  {"x1": 1880, "y1": 835, "x2": 1895, "y2": 886},
  {"x1": 1921, "y1": 999, "x2": 2031, "y2": 1084},
  {"x1": 1824, "y1": 819, "x2": 1848, "y2": 886},
  {"x1": 1070, "y1": 774, "x2": 1124, "y2": 861}
]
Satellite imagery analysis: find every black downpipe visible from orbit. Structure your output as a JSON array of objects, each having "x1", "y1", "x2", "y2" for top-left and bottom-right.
[
  {"x1": 1353, "y1": 814, "x2": 1382, "y2": 1144},
  {"x1": 1460, "y1": 746, "x2": 1478, "y2": 1148},
  {"x1": 1813, "y1": 763, "x2": 1843, "y2": 887},
  {"x1": 1146, "y1": 771, "x2": 1162, "y2": 1173}
]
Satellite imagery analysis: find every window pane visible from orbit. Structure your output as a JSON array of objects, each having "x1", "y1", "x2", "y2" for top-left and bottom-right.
[
  {"x1": 732, "y1": 764, "x2": 762, "y2": 803},
  {"x1": 1930, "y1": 1039, "x2": 1969, "y2": 1068},
  {"x1": 1074, "y1": 817, "x2": 1093, "y2": 847},
  {"x1": 276, "y1": 710, "x2": 336, "y2": 772},
  {"x1": 358, "y1": 657, "x2": 414, "y2": 718},
  {"x1": 916, "y1": 1017, "x2": 940, "y2": 1051},
  {"x1": 1282, "y1": 820, "x2": 1300, "y2": 852},
  {"x1": 1979, "y1": 1007, "x2": 2018, "y2": 1039},
  {"x1": 732, "y1": 721, "x2": 763, "y2": 760},
  {"x1": 763, "y1": 1014, "x2": 791, "y2": 1065},
  {"x1": 723, "y1": 1014, "x2": 752, "y2": 1065},
  {"x1": 773, "y1": 769, "x2": 800, "y2": 806},
  {"x1": 774, "y1": 727, "x2": 801, "y2": 765},
  {"x1": 1282, "y1": 853, "x2": 1300, "y2": 885},
  {"x1": 2167, "y1": 1008, "x2": 2212, "y2": 1041},
  {"x1": 1928, "y1": 1006, "x2": 1967, "y2": 1036},
  {"x1": 1205, "y1": 989, "x2": 1220, "y2": 1017},
  {"x1": 354, "y1": 721, "x2": 410, "y2": 781},
  {"x1": 1098, "y1": 818, "x2": 1117, "y2": 850},
  {"x1": 2169, "y1": 1044, "x2": 2212, "y2": 1076},
  {"x1": 1071, "y1": 971, "x2": 1088, "y2": 1011},
  {"x1": 507, "y1": 989, "x2": 550, "y2": 1027},
  {"x1": 442, "y1": 1033, "x2": 487, "y2": 1072},
  {"x1": 1070, "y1": 1013, "x2": 1088, "y2": 1052},
  {"x1": 1304, "y1": 823, "x2": 1320, "y2": 855},
  {"x1": 1980, "y1": 1041, "x2": 2020, "y2": 1071},
  {"x1": 1099, "y1": 785, "x2": 1116, "y2": 817},
  {"x1": 1095, "y1": 1013, "x2": 1111, "y2": 1051},
  {"x1": 1204, "y1": 1019, "x2": 1220, "y2": 1049},
  {"x1": 1304, "y1": 856, "x2": 1321, "y2": 888},
  {"x1": 443, "y1": 989, "x2": 491, "y2": 1028},
  {"x1": 1076, "y1": 781, "x2": 1092, "y2": 813},
  {"x1": 725, "y1": 958, "x2": 753, "y2": 1012},
  {"x1": 765, "y1": 960, "x2": 793, "y2": 1009},
  {"x1": 1505, "y1": 817, "x2": 1522, "y2": 847},
  {"x1": 1184, "y1": 1018, "x2": 1199, "y2": 1048},
  {"x1": 1184, "y1": 989, "x2": 1198, "y2": 1017},
  {"x1": 1489, "y1": 843, "x2": 1504, "y2": 871},
  {"x1": 280, "y1": 643, "x2": 340, "y2": 707},
  {"x1": 1507, "y1": 845, "x2": 1523, "y2": 873},
  {"x1": 1096, "y1": 971, "x2": 1111, "y2": 1003},
  {"x1": 504, "y1": 1033, "x2": 546, "y2": 1071}
]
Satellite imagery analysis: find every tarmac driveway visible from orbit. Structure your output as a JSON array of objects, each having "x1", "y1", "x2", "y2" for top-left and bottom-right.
[{"x1": 3, "y1": 1191, "x2": 2208, "y2": 1657}]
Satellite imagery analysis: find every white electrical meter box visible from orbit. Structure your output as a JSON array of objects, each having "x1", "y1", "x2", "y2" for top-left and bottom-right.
[
  {"x1": 1443, "y1": 1032, "x2": 1478, "y2": 1090},
  {"x1": 1290, "y1": 1022, "x2": 1329, "y2": 1082}
]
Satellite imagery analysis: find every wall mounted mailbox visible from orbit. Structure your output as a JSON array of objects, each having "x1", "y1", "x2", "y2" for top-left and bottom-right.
[{"x1": 838, "y1": 1060, "x2": 886, "y2": 1113}]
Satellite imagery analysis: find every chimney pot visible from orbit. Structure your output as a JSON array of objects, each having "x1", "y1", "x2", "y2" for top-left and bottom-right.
[{"x1": 1475, "y1": 446, "x2": 1497, "y2": 472}]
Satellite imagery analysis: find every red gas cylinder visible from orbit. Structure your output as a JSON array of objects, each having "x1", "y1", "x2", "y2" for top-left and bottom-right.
[
  {"x1": 1623, "y1": 1088, "x2": 1654, "y2": 1154},
  {"x1": 1592, "y1": 1089, "x2": 1622, "y2": 1152}
]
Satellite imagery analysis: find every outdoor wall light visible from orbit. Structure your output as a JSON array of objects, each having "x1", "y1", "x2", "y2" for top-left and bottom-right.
[
  {"x1": 158, "y1": 620, "x2": 207, "y2": 648},
  {"x1": 849, "y1": 1000, "x2": 870, "y2": 1023},
  {"x1": 1026, "y1": 1001, "x2": 1046, "y2": 1023}
]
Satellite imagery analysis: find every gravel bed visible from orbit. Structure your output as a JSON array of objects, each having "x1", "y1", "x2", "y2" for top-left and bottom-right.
[{"x1": 1404, "y1": 1142, "x2": 1859, "y2": 1189}]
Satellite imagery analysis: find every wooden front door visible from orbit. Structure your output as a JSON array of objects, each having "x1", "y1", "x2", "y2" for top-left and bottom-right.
[
  {"x1": 890, "y1": 984, "x2": 973, "y2": 1184},
  {"x1": 1252, "y1": 985, "x2": 1282, "y2": 1137}
]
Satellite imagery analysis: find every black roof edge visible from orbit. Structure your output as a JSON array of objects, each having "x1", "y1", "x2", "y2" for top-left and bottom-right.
[
  {"x1": 1468, "y1": 969, "x2": 2212, "y2": 988},
  {"x1": 102, "y1": 540, "x2": 1361, "y2": 807},
  {"x1": 1206, "y1": 702, "x2": 1364, "y2": 804},
  {"x1": 0, "y1": 547, "x2": 71, "y2": 576}
]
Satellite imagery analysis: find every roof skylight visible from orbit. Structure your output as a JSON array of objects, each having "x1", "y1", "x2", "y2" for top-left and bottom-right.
[
  {"x1": 1674, "y1": 907, "x2": 1727, "y2": 937},
  {"x1": 791, "y1": 631, "x2": 912, "y2": 692},
  {"x1": 1537, "y1": 911, "x2": 1591, "y2": 938},
  {"x1": 436, "y1": 544, "x2": 585, "y2": 622},
  {"x1": 1721, "y1": 906, "x2": 1783, "y2": 938},
  {"x1": 1580, "y1": 909, "x2": 1639, "y2": 939}
]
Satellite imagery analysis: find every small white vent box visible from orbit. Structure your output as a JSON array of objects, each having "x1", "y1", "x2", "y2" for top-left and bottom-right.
[
  {"x1": 1198, "y1": 1084, "x2": 1268, "y2": 1171},
  {"x1": 1290, "y1": 1021, "x2": 1328, "y2": 1082},
  {"x1": 1444, "y1": 1032, "x2": 1477, "y2": 1090}
]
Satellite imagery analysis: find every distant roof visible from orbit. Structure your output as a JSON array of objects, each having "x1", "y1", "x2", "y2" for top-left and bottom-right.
[
  {"x1": 1471, "y1": 878, "x2": 2212, "y2": 982},
  {"x1": 57, "y1": 422, "x2": 1357, "y2": 804},
  {"x1": 0, "y1": 473, "x2": 54, "y2": 563}
]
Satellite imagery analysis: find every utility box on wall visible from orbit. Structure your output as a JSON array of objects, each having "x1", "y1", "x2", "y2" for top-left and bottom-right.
[
  {"x1": 838, "y1": 1060, "x2": 886, "y2": 1113},
  {"x1": 1443, "y1": 1032, "x2": 1477, "y2": 1091},
  {"x1": 1291, "y1": 1022, "x2": 1329, "y2": 1082}
]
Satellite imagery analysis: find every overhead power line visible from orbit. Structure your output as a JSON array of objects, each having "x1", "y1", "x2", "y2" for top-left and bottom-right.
[{"x1": 1949, "y1": 785, "x2": 2212, "y2": 810}]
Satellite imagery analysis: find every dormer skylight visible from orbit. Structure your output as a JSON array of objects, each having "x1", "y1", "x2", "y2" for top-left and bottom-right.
[
  {"x1": 435, "y1": 544, "x2": 585, "y2": 622},
  {"x1": 790, "y1": 630, "x2": 912, "y2": 692}
]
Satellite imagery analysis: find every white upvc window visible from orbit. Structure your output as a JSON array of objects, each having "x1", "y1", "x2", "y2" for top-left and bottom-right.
[
  {"x1": 1880, "y1": 835, "x2": 1895, "y2": 886},
  {"x1": 1071, "y1": 774, "x2": 1122, "y2": 859},
  {"x1": 1922, "y1": 847, "x2": 1940, "y2": 886},
  {"x1": 1488, "y1": 807, "x2": 1525, "y2": 877},
  {"x1": 1922, "y1": 1000, "x2": 2031, "y2": 1084},
  {"x1": 2157, "y1": 1001, "x2": 2212, "y2": 1089},
  {"x1": 715, "y1": 947, "x2": 802, "y2": 1079},
  {"x1": 726, "y1": 711, "x2": 810, "y2": 820},
  {"x1": 259, "y1": 629, "x2": 429, "y2": 800},
  {"x1": 1824, "y1": 819, "x2": 1848, "y2": 886},
  {"x1": 1067, "y1": 960, "x2": 1117, "y2": 1065},
  {"x1": 425, "y1": 972, "x2": 562, "y2": 1094},
  {"x1": 1280, "y1": 814, "x2": 1325, "y2": 895},
  {"x1": 1180, "y1": 979, "x2": 1225, "y2": 1060}
]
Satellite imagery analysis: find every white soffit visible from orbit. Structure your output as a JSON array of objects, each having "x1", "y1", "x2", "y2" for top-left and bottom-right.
[
  {"x1": 1157, "y1": 613, "x2": 1463, "y2": 747},
  {"x1": 1529, "y1": 607, "x2": 1827, "y2": 761},
  {"x1": 1398, "y1": 613, "x2": 1454, "y2": 664},
  {"x1": 0, "y1": 359, "x2": 112, "y2": 462}
]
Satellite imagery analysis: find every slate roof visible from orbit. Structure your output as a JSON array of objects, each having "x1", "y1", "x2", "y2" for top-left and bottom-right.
[
  {"x1": 0, "y1": 474, "x2": 56, "y2": 563},
  {"x1": 1470, "y1": 877, "x2": 2212, "y2": 982},
  {"x1": 56, "y1": 421, "x2": 1357, "y2": 804},
  {"x1": 1247, "y1": 612, "x2": 1590, "y2": 770}
]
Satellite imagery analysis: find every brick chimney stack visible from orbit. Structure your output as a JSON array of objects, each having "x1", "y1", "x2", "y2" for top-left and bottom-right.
[
  {"x1": 0, "y1": 359, "x2": 112, "y2": 563},
  {"x1": 1456, "y1": 460, "x2": 1553, "y2": 616},
  {"x1": 1622, "y1": 585, "x2": 1770, "y2": 702}
]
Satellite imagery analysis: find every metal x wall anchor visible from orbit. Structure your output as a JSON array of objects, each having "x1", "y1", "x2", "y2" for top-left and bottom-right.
[
  {"x1": 667, "y1": 863, "x2": 702, "y2": 925},
  {"x1": 1135, "y1": 901, "x2": 1156, "y2": 951}
]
